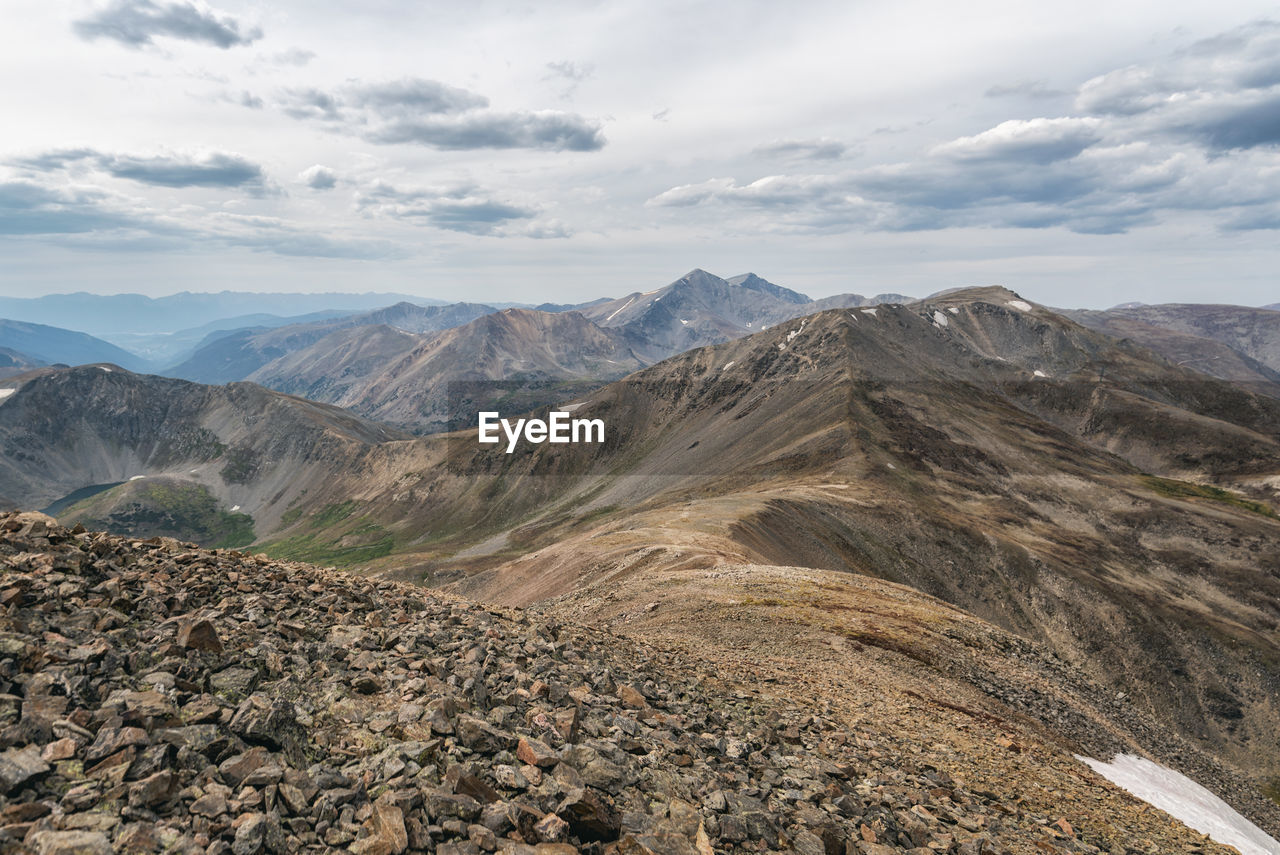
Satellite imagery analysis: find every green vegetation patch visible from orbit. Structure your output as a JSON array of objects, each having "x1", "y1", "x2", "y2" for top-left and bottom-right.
[
  {"x1": 67, "y1": 481, "x2": 255, "y2": 548},
  {"x1": 260, "y1": 525, "x2": 395, "y2": 566},
  {"x1": 1264, "y1": 777, "x2": 1280, "y2": 807},
  {"x1": 1142, "y1": 476, "x2": 1277, "y2": 519}
]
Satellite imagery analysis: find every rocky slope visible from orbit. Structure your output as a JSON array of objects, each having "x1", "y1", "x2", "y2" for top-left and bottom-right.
[
  {"x1": 1062, "y1": 310, "x2": 1280, "y2": 392},
  {"x1": 577, "y1": 270, "x2": 908, "y2": 363},
  {"x1": 1069, "y1": 304, "x2": 1280, "y2": 376},
  {"x1": 0, "y1": 512, "x2": 1245, "y2": 854},
  {"x1": 249, "y1": 310, "x2": 644, "y2": 434},
  {"x1": 0, "y1": 366, "x2": 405, "y2": 532},
  {"x1": 167, "y1": 304, "x2": 498, "y2": 386},
  {"x1": 0, "y1": 351, "x2": 41, "y2": 382},
  {"x1": 316, "y1": 289, "x2": 1280, "y2": 825}
]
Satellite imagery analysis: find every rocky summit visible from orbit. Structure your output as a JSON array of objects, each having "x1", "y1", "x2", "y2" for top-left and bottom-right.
[{"x1": 0, "y1": 511, "x2": 1238, "y2": 855}]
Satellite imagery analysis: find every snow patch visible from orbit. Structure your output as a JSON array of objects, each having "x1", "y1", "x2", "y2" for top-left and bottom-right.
[
  {"x1": 932, "y1": 311, "x2": 949, "y2": 327},
  {"x1": 1007, "y1": 299, "x2": 1032, "y2": 312},
  {"x1": 848, "y1": 313, "x2": 858, "y2": 320},
  {"x1": 561, "y1": 402, "x2": 586, "y2": 412},
  {"x1": 230, "y1": 505, "x2": 241, "y2": 512},
  {"x1": 98, "y1": 366, "x2": 112, "y2": 372},
  {"x1": 721, "y1": 361, "x2": 735, "y2": 371},
  {"x1": 948, "y1": 307, "x2": 959, "y2": 314},
  {"x1": 679, "y1": 319, "x2": 689, "y2": 326},
  {"x1": 1078, "y1": 754, "x2": 1280, "y2": 855},
  {"x1": 0, "y1": 388, "x2": 13, "y2": 402},
  {"x1": 603, "y1": 296, "x2": 635, "y2": 323},
  {"x1": 860, "y1": 308, "x2": 878, "y2": 317},
  {"x1": 129, "y1": 475, "x2": 145, "y2": 481},
  {"x1": 1033, "y1": 370, "x2": 1047, "y2": 378}
]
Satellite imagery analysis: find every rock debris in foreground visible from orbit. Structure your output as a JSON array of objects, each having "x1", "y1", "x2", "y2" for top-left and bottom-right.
[{"x1": 1, "y1": 511, "x2": 1130, "y2": 854}]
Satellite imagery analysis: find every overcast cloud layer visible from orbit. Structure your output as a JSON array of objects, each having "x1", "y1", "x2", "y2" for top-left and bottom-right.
[{"x1": 2, "y1": 0, "x2": 1279, "y2": 305}]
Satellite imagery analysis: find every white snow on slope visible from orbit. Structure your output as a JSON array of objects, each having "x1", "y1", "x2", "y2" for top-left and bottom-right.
[
  {"x1": 1033, "y1": 370, "x2": 1047, "y2": 378},
  {"x1": 948, "y1": 307, "x2": 959, "y2": 314},
  {"x1": 230, "y1": 505, "x2": 241, "y2": 512},
  {"x1": 722, "y1": 361, "x2": 735, "y2": 371},
  {"x1": 604, "y1": 296, "x2": 635, "y2": 323},
  {"x1": 129, "y1": 475, "x2": 145, "y2": 481},
  {"x1": 1007, "y1": 299, "x2": 1032, "y2": 312},
  {"x1": 1078, "y1": 754, "x2": 1280, "y2": 855},
  {"x1": 679, "y1": 319, "x2": 689, "y2": 326},
  {"x1": 860, "y1": 308, "x2": 878, "y2": 317},
  {"x1": 932, "y1": 311, "x2": 949, "y2": 327},
  {"x1": 0, "y1": 388, "x2": 13, "y2": 402}
]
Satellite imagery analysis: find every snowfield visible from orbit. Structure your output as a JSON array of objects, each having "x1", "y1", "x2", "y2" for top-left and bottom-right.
[
  {"x1": 1078, "y1": 754, "x2": 1280, "y2": 855},
  {"x1": 1007, "y1": 299, "x2": 1032, "y2": 312},
  {"x1": 0, "y1": 388, "x2": 13, "y2": 402}
]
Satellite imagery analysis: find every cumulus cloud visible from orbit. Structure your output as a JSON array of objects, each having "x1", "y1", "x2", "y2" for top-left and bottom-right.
[
  {"x1": 276, "y1": 78, "x2": 605, "y2": 152},
  {"x1": 13, "y1": 148, "x2": 271, "y2": 194},
  {"x1": 299, "y1": 165, "x2": 337, "y2": 190},
  {"x1": 932, "y1": 117, "x2": 1104, "y2": 164},
  {"x1": 651, "y1": 20, "x2": 1280, "y2": 235},
  {"x1": 72, "y1": 0, "x2": 261, "y2": 49},
  {"x1": 1074, "y1": 20, "x2": 1280, "y2": 151},
  {"x1": 356, "y1": 181, "x2": 549, "y2": 236},
  {"x1": 752, "y1": 138, "x2": 847, "y2": 160}
]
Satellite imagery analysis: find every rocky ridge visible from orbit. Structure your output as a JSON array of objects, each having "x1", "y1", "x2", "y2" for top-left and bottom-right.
[{"x1": 0, "y1": 512, "x2": 1235, "y2": 855}]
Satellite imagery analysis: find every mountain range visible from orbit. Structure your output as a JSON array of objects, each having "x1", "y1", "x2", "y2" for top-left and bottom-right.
[{"x1": 1, "y1": 277, "x2": 1279, "y2": 846}]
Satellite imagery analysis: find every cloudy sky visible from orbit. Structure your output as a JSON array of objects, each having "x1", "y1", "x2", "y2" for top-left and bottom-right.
[{"x1": 3, "y1": 0, "x2": 1280, "y2": 306}]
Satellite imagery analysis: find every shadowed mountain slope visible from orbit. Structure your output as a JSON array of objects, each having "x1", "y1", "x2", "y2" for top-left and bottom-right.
[
  {"x1": 168, "y1": 302, "x2": 498, "y2": 385},
  {"x1": 248, "y1": 309, "x2": 644, "y2": 433}
]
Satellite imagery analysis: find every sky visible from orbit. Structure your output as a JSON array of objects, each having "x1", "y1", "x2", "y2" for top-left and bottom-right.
[{"x1": 2, "y1": 0, "x2": 1280, "y2": 307}]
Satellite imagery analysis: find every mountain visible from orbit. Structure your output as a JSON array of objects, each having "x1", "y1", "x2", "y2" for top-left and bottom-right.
[
  {"x1": 0, "y1": 290, "x2": 444, "y2": 336},
  {"x1": 0, "y1": 319, "x2": 148, "y2": 371},
  {"x1": 243, "y1": 287, "x2": 1280, "y2": 832},
  {"x1": 99, "y1": 309, "x2": 362, "y2": 366},
  {"x1": 167, "y1": 302, "x2": 497, "y2": 385},
  {"x1": 249, "y1": 308, "x2": 644, "y2": 433},
  {"x1": 1075, "y1": 303, "x2": 1280, "y2": 375},
  {"x1": 2, "y1": 512, "x2": 1256, "y2": 855},
  {"x1": 1065, "y1": 308, "x2": 1280, "y2": 390},
  {"x1": 578, "y1": 269, "x2": 913, "y2": 362},
  {"x1": 6, "y1": 284, "x2": 1280, "y2": 837},
  {"x1": 0, "y1": 347, "x2": 42, "y2": 379},
  {"x1": 0, "y1": 364, "x2": 406, "y2": 536}
]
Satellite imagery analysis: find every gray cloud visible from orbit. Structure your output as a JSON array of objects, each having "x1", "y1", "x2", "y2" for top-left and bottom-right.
[
  {"x1": 347, "y1": 79, "x2": 489, "y2": 117},
  {"x1": 365, "y1": 111, "x2": 605, "y2": 151},
  {"x1": 357, "y1": 182, "x2": 542, "y2": 235},
  {"x1": 0, "y1": 176, "x2": 395, "y2": 259},
  {"x1": 0, "y1": 181, "x2": 135, "y2": 235},
  {"x1": 752, "y1": 138, "x2": 847, "y2": 160},
  {"x1": 651, "y1": 20, "x2": 1280, "y2": 235},
  {"x1": 72, "y1": 0, "x2": 261, "y2": 49},
  {"x1": 299, "y1": 165, "x2": 337, "y2": 190},
  {"x1": 276, "y1": 78, "x2": 605, "y2": 152},
  {"x1": 985, "y1": 80, "x2": 1068, "y2": 99},
  {"x1": 15, "y1": 148, "x2": 270, "y2": 194},
  {"x1": 268, "y1": 48, "x2": 315, "y2": 67},
  {"x1": 545, "y1": 60, "x2": 594, "y2": 99}
]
